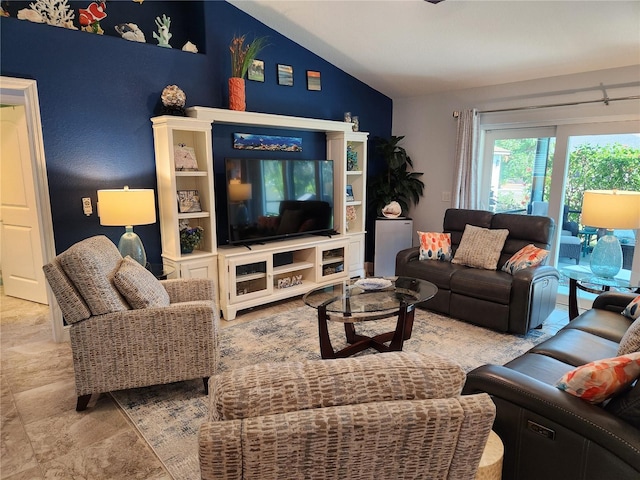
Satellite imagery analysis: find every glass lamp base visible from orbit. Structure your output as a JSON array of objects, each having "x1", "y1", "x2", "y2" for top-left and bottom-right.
[
  {"x1": 118, "y1": 227, "x2": 147, "y2": 266},
  {"x1": 589, "y1": 232, "x2": 622, "y2": 279}
]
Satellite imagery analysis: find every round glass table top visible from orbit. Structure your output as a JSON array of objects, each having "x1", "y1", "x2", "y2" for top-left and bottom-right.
[
  {"x1": 303, "y1": 276, "x2": 437, "y2": 316},
  {"x1": 560, "y1": 265, "x2": 637, "y2": 289}
]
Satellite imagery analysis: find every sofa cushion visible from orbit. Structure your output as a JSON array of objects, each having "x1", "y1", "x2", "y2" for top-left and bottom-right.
[
  {"x1": 491, "y1": 213, "x2": 553, "y2": 268},
  {"x1": 531, "y1": 329, "x2": 620, "y2": 367},
  {"x1": 451, "y1": 224, "x2": 509, "y2": 270},
  {"x1": 449, "y1": 269, "x2": 512, "y2": 304},
  {"x1": 398, "y1": 256, "x2": 465, "y2": 290},
  {"x1": 618, "y1": 318, "x2": 640, "y2": 356},
  {"x1": 555, "y1": 352, "x2": 640, "y2": 404},
  {"x1": 501, "y1": 244, "x2": 549, "y2": 275},
  {"x1": 562, "y1": 308, "x2": 632, "y2": 343},
  {"x1": 505, "y1": 353, "x2": 576, "y2": 386},
  {"x1": 113, "y1": 256, "x2": 170, "y2": 309},
  {"x1": 418, "y1": 231, "x2": 452, "y2": 261},
  {"x1": 58, "y1": 235, "x2": 129, "y2": 315}
]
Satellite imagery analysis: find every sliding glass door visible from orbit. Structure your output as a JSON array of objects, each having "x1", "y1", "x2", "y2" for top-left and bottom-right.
[
  {"x1": 480, "y1": 121, "x2": 640, "y2": 271},
  {"x1": 480, "y1": 127, "x2": 556, "y2": 213}
]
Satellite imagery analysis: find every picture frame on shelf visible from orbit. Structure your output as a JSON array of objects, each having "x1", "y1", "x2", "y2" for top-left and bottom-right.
[
  {"x1": 277, "y1": 64, "x2": 294, "y2": 86},
  {"x1": 177, "y1": 190, "x2": 202, "y2": 213},
  {"x1": 346, "y1": 184, "x2": 355, "y2": 202},
  {"x1": 306, "y1": 70, "x2": 321, "y2": 91},
  {"x1": 174, "y1": 144, "x2": 198, "y2": 171},
  {"x1": 248, "y1": 59, "x2": 265, "y2": 82}
]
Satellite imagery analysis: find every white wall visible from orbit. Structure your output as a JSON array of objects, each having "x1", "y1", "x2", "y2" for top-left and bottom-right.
[{"x1": 393, "y1": 65, "x2": 640, "y2": 238}]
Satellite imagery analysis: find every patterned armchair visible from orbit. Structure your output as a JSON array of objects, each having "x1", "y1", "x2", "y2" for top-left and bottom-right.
[
  {"x1": 199, "y1": 352, "x2": 496, "y2": 480},
  {"x1": 43, "y1": 236, "x2": 219, "y2": 411}
]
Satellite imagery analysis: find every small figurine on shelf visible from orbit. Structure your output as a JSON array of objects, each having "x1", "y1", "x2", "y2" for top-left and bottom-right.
[
  {"x1": 115, "y1": 23, "x2": 145, "y2": 42},
  {"x1": 179, "y1": 225, "x2": 203, "y2": 254},
  {"x1": 160, "y1": 85, "x2": 186, "y2": 116},
  {"x1": 153, "y1": 14, "x2": 172, "y2": 48}
]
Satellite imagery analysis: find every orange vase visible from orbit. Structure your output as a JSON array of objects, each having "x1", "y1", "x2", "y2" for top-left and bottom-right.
[{"x1": 229, "y1": 77, "x2": 246, "y2": 111}]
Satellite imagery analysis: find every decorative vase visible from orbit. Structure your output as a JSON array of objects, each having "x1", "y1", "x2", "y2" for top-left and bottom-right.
[
  {"x1": 229, "y1": 77, "x2": 246, "y2": 111},
  {"x1": 180, "y1": 244, "x2": 193, "y2": 254}
]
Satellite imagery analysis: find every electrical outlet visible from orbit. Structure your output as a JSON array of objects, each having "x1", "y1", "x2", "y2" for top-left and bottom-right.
[
  {"x1": 441, "y1": 191, "x2": 451, "y2": 202},
  {"x1": 82, "y1": 197, "x2": 93, "y2": 216}
]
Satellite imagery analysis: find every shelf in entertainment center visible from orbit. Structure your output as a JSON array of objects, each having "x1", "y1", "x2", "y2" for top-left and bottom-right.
[
  {"x1": 237, "y1": 272, "x2": 267, "y2": 282},
  {"x1": 273, "y1": 261, "x2": 315, "y2": 275},
  {"x1": 175, "y1": 171, "x2": 207, "y2": 177},
  {"x1": 322, "y1": 256, "x2": 344, "y2": 265},
  {"x1": 346, "y1": 201, "x2": 362, "y2": 206},
  {"x1": 178, "y1": 212, "x2": 210, "y2": 219}
]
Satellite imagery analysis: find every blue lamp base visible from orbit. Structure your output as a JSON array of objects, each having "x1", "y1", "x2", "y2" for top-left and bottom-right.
[
  {"x1": 589, "y1": 230, "x2": 622, "y2": 279},
  {"x1": 118, "y1": 226, "x2": 147, "y2": 267}
]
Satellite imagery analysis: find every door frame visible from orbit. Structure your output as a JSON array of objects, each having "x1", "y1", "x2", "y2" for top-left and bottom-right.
[{"x1": 1, "y1": 76, "x2": 64, "y2": 341}]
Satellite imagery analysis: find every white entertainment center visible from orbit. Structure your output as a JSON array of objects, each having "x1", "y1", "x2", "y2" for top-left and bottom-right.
[{"x1": 151, "y1": 107, "x2": 368, "y2": 320}]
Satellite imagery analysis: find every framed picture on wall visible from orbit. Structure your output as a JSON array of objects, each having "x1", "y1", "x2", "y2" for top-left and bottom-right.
[
  {"x1": 306, "y1": 70, "x2": 321, "y2": 91},
  {"x1": 277, "y1": 64, "x2": 294, "y2": 86},
  {"x1": 248, "y1": 59, "x2": 265, "y2": 82},
  {"x1": 177, "y1": 190, "x2": 202, "y2": 213}
]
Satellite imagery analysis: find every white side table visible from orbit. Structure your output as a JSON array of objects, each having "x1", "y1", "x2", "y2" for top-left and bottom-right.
[{"x1": 476, "y1": 430, "x2": 504, "y2": 480}]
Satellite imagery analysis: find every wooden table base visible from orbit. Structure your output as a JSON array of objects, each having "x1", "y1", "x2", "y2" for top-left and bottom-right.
[{"x1": 317, "y1": 302, "x2": 415, "y2": 359}]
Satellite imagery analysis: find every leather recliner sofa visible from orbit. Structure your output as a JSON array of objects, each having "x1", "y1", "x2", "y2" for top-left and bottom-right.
[
  {"x1": 463, "y1": 292, "x2": 640, "y2": 480},
  {"x1": 395, "y1": 208, "x2": 560, "y2": 334}
]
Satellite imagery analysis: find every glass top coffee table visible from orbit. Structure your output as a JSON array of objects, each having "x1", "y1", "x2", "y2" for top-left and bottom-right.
[{"x1": 303, "y1": 276, "x2": 437, "y2": 359}]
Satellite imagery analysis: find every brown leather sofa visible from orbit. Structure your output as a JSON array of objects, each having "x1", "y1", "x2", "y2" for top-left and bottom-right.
[
  {"x1": 463, "y1": 292, "x2": 640, "y2": 480},
  {"x1": 395, "y1": 208, "x2": 559, "y2": 334}
]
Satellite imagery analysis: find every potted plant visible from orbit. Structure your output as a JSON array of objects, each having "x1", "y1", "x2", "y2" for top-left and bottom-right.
[
  {"x1": 229, "y1": 34, "x2": 268, "y2": 111},
  {"x1": 368, "y1": 135, "x2": 425, "y2": 217},
  {"x1": 180, "y1": 225, "x2": 204, "y2": 254}
]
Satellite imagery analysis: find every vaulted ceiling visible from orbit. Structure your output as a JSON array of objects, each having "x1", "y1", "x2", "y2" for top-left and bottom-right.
[{"x1": 229, "y1": 0, "x2": 640, "y2": 99}]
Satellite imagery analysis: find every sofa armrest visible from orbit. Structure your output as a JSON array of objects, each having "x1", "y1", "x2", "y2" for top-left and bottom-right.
[
  {"x1": 463, "y1": 364, "x2": 640, "y2": 471},
  {"x1": 592, "y1": 291, "x2": 638, "y2": 313},
  {"x1": 161, "y1": 278, "x2": 217, "y2": 303},
  {"x1": 395, "y1": 246, "x2": 420, "y2": 266}
]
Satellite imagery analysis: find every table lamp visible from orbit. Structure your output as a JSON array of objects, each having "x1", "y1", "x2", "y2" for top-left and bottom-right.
[
  {"x1": 97, "y1": 186, "x2": 156, "y2": 266},
  {"x1": 581, "y1": 189, "x2": 640, "y2": 278}
]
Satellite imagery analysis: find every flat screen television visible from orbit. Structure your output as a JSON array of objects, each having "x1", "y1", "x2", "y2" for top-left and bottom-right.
[{"x1": 225, "y1": 158, "x2": 335, "y2": 245}]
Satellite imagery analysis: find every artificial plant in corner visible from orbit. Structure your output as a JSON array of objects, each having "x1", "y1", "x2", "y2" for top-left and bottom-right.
[{"x1": 368, "y1": 135, "x2": 425, "y2": 217}]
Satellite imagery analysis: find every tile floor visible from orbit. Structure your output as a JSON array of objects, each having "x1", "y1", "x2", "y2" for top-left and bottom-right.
[{"x1": 1, "y1": 288, "x2": 570, "y2": 479}]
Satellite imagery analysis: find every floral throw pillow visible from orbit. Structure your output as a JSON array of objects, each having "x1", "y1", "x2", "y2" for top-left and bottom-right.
[
  {"x1": 418, "y1": 231, "x2": 452, "y2": 261},
  {"x1": 555, "y1": 352, "x2": 640, "y2": 404},
  {"x1": 501, "y1": 244, "x2": 549, "y2": 275}
]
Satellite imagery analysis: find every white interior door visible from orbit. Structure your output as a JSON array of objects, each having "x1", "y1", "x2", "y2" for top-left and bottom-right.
[{"x1": 1, "y1": 104, "x2": 48, "y2": 304}]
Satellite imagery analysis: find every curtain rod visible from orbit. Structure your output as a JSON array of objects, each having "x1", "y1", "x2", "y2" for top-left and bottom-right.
[{"x1": 453, "y1": 85, "x2": 640, "y2": 118}]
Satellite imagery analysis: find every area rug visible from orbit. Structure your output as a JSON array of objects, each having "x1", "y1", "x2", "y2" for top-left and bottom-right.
[{"x1": 112, "y1": 306, "x2": 555, "y2": 480}]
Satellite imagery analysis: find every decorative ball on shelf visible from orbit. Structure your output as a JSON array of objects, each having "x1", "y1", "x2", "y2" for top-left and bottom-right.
[{"x1": 160, "y1": 85, "x2": 186, "y2": 116}]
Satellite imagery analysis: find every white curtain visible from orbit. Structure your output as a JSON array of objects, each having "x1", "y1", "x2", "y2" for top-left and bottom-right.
[{"x1": 452, "y1": 109, "x2": 479, "y2": 209}]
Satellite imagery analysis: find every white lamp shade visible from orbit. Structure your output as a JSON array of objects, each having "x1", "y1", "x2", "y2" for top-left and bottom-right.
[
  {"x1": 581, "y1": 190, "x2": 640, "y2": 230},
  {"x1": 98, "y1": 187, "x2": 156, "y2": 226}
]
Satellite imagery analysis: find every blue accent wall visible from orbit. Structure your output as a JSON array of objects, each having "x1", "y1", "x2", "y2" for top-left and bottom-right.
[{"x1": 0, "y1": 1, "x2": 391, "y2": 262}]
